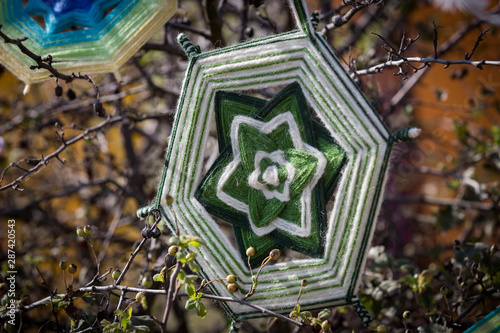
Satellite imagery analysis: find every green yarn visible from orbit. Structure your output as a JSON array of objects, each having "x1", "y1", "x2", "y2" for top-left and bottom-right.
[
  {"x1": 196, "y1": 83, "x2": 346, "y2": 263},
  {"x1": 177, "y1": 33, "x2": 201, "y2": 58},
  {"x1": 150, "y1": 4, "x2": 397, "y2": 317},
  {"x1": 235, "y1": 121, "x2": 320, "y2": 228}
]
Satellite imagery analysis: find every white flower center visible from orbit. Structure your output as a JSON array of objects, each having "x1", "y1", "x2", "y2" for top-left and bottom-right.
[
  {"x1": 248, "y1": 150, "x2": 295, "y2": 202},
  {"x1": 262, "y1": 165, "x2": 279, "y2": 186}
]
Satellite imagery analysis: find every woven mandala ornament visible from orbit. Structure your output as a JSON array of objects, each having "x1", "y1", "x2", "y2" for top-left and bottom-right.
[
  {"x1": 0, "y1": 0, "x2": 178, "y2": 83},
  {"x1": 139, "y1": 0, "x2": 419, "y2": 323}
]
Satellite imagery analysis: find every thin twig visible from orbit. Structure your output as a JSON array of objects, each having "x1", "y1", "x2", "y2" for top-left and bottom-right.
[
  {"x1": 115, "y1": 238, "x2": 148, "y2": 285},
  {"x1": 35, "y1": 267, "x2": 64, "y2": 332},
  {"x1": 0, "y1": 112, "x2": 173, "y2": 192},
  {"x1": 355, "y1": 57, "x2": 500, "y2": 77},
  {"x1": 162, "y1": 263, "x2": 181, "y2": 327},
  {"x1": 433, "y1": 22, "x2": 442, "y2": 59},
  {"x1": 385, "y1": 195, "x2": 494, "y2": 211},
  {"x1": 321, "y1": 0, "x2": 382, "y2": 32},
  {"x1": 113, "y1": 290, "x2": 127, "y2": 323},
  {"x1": 453, "y1": 289, "x2": 495, "y2": 324},
  {"x1": 465, "y1": 29, "x2": 490, "y2": 60},
  {"x1": 388, "y1": 19, "x2": 481, "y2": 109},
  {"x1": 13, "y1": 285, "x2": 304, "y2": 327}
]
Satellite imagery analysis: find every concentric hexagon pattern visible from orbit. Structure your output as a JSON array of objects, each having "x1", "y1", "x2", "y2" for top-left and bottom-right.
[{"x1": 151, "y1": 26, "x2": 394, "y2": 319}]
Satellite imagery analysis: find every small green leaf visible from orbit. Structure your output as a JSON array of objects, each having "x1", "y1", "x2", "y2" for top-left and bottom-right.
[
  {"x1": 296, "y1": 304, "x2": 300, "y2": 313},
  {"x1": 186, "y1": 275, "x2": 198, "y2": 283},
  {"x1": 195, "y1": 301, "x2": 207, "y2": 318},
  {"x1": 101, "y1": 319, "x2": 125, "y2": 333},
  {"x1": 188, "y1": 237, "x2": 204, "y2": 247},
  {"x1": 177, "y1": 270, "x2": 186, "y2": 283},
  {"x1": 188, "y1": 262, "x2": 201, "y2": 273},
  {"x1": 176, "y1": 252, "x2": 187, "y2": 263},
  {"x1": 114, "y1": 309, "x2": 125, "y2": 317},
  {"x1": 125, "y1": 306, "x2": 133, "y2": 320},
  {"x1": 169, "y1": 236, "x2": 180, "y2": 245},
  {"x1": 302, "y1": 311, "x2": 312, "y2": 319},
  {"x1": 129, "y1": 315, "x2": 156, "y2": 332},
  {"x1": 311, "y1": 318, "x2": 322, "y2": 326},
  {"x1": 185, "y1": 299, "x2": 197, "y2": 310},
  {"x1": 120, "y1": 315, "x2": 127, "y2": 329},
  {"x1": 318, "y1": 308, "x2": 332, "y2": 319},
  {"x1": 153, "y1": 273, "x2": 165, "y2": 282},
  {"x1": 186, "y1": 283, "x2": 196, "y2": 298}
]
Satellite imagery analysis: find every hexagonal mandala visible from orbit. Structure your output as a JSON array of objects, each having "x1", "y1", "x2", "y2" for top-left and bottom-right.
[
  {"x1": 0, "y1": 0, "x2": 177, "y2": 83},
  {"x1": 140, "y1": 1, "x2": 406, "y2": 321}
]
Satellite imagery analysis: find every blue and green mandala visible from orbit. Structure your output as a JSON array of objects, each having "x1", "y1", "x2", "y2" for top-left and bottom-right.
[
  {"x1": 196, "y1": 83, "x2": 346, "y2": 264},
  {"x1": 0, "y1": 0, "x2": 178, "y2": 83}
]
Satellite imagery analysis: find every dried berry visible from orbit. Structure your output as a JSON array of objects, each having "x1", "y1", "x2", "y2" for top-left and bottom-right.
[
  {"x1": 376, "y1": 325, "x2": 388, "y2": 333},
  {"x1": 227, "y1": 283, "x2": 238, "y2": 293},
  {"x1": 269, "y1": 249, "x2": 280, "y2": 260},
  {"x1": 84, "y1": 225, "x2": 92, "y2": 236},
  {"x1": 152, "y1": 227, "x2": 161, "y2": 238},
  {"x1": 141, "y1": 227, "x2": 152, "y2": 239},
  {"x1": 68, "y1": 264, "x2": 77, "y2": 274},
  {"x1": 226, "y1": 274, "x2": 237, "y2": 284},
  {"x1": 66, "y1": 88, "x2": 76, "y2": 100},
  {"x1": 165, "y1": 194, "x2": 174, "y2": 205},
  {"x1": 142, "y1": 276, "x2": 153, "y2": 288},
  {"x1": 246, "y1": 247, "x2": 256, "y2": 257},
  {"x1": 112, "y1": 269, "x2": 121, "y2": 281},
  {"x1": 55, "y1": 85, "x2": 63, "y2": 97},
  {"x1": 76, "y1": 226, "x2": 85, "y2": 238},
  {"x1": 135, "y1": 292, "x2": 144, "y2": 302},
  {"x1": 168, "y1": 245, "x2": 178, "y2": 256},
  {"x1": 244, "y1": 27, "x2": 254, "y2": 38},
  {"x1": 93, "y1": 102, "x2": 105, "y2": 117}
]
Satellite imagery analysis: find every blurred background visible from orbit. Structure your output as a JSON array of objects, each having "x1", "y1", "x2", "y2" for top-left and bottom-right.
[{"x1": 0, "y1": 0, "x2": 499, "y2": 332}]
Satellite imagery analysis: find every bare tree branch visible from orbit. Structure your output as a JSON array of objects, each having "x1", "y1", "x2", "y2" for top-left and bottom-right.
[
  {"x1": 355, "y1": 56, "x2": 500, "y2": 77},
  {"x1": 0, "y1": 24, "x2": 100, "y2": 101},
  {"x1": 0, "y1": 111, "x2": 173, "y2": 192},
  {"x1": 321, "y1": 0, "x2": 383, "y2": 32}
]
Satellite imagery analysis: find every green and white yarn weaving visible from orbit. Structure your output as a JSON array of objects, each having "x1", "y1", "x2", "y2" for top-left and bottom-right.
[
  {"x1": 140, "y1": 0, "x2": 419, "y2": 321},
  {"x1": 196, "y1": 83, "x2": 346, "y2": 264}
]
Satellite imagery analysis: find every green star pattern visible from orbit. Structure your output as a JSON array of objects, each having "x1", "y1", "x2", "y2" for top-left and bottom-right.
[{"x1": 196, "y1": 83, "x2": 347, "y2": 264}]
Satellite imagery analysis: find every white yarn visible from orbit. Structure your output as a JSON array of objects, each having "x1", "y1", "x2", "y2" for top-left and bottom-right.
[
  {"x1": 217, "y1": 112, "x2": 326, "y2": 238},
  {"x1": 157, "y1": 27, "x2": 393, "y2": 318}
]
